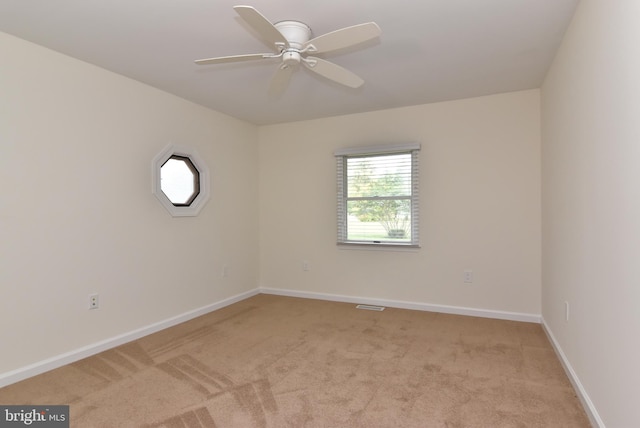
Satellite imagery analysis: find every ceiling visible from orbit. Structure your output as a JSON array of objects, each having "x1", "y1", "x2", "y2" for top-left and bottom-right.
[{"x1": 0, "y1": 0, "x2": 579, "y2": 126}]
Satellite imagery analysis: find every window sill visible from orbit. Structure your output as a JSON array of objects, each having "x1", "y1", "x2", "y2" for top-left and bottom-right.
[{"x1": 337, "y1": 242, "x2": 421, "y2": 252}]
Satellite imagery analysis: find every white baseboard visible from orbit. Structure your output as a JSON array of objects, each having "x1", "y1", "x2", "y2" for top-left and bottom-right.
[
  {"x1": 0, "y1": 288, "x2": 260, "y2": 388},
  {"x1": 1, "y1": 288, "x2": 602, "y2": 427},
  {"x1": 0, "y1": 287, "x2": 541, "y2": 389},
  {"x1": 260, "y1": 287, "x2": 541, "y2": 323},
  {"x1": 541, "y1": 317, "x2": 603, "y2": 428}
]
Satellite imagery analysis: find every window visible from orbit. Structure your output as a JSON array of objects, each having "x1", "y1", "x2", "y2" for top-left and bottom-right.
[
  {"x1": 160, "y1": 155, "x2": 200, "y2": 206},
  {"x1": 152, "y1": 144, "x2": 210, "y2": 217},
  {"x1": 335, "y1": 143, "x2": 420, "y2": 247}
]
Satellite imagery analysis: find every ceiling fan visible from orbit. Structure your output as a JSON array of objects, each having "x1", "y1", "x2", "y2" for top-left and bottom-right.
[{"x1": 194, "y1": 5, "x2": 381, "y2": 95}]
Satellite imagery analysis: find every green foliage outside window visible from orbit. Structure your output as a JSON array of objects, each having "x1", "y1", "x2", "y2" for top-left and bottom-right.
[{"x1": 347, "y1": 155, "x2": 412, "y2": 240}]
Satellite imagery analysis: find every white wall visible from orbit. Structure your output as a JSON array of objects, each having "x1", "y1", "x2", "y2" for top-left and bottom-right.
[
  {"x1": 0, "y1": 33, "x2": 259, "y2": 375},
  {"x1": 541, "y1": 0, "x2": 640, "y2": 426},
  {"x1": 259, "y1": 90, "x2": 541, "y2": 316}
]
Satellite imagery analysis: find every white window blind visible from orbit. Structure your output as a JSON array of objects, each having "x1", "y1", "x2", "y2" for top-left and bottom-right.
[{"x1": 335, "y1": 144, "x2": 420, "y2": 247}]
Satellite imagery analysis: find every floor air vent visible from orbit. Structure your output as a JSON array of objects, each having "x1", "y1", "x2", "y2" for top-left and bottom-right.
[{"x1": 356, "y1": 304, "x2": 385, "y2": 311}]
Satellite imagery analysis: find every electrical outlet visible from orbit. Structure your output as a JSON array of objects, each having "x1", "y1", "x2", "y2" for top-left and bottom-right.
[
  {"x1": 89, "y1": 293, "x2": 99, "y2": 310},
  {"x1": 303, "y1": 260, "x2": 309, "y2": 271},
  {"x1": 222, "y1": 265, "x2": 229, "y2": 278},
  {"x1": 464, "y1": 270, "x2": 473, "y2": 283}
]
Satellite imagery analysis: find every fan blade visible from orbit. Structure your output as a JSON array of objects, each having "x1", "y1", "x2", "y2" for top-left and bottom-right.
[
  {"x1": 303, "y1": 57, "x2": 364, "y2": 88},
  {"x1": 304, "y1": 22, "x2": 381, "y2": 54},
  {"x1": 194, "y1": 53, "x2": 272, "y2": 65},
  {"x1": 234, "y1": 5, "x2": 288, "y2": 49},
  {"x1": 269, "y1": 65, "x2": 294, "y2": 97}
]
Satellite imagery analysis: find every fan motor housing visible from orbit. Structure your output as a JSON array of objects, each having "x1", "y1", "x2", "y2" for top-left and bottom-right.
[{"x1": 274, "y1": 20, "x2": 311, "y2": 49}]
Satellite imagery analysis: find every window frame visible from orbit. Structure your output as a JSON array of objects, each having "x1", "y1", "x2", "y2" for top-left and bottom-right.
[
  {"x1": 152, "y1": 144, "x2": 210, "y2": 217},
  {"x1": 335, "y1": 143, "x2": 421, "y2": 248}
]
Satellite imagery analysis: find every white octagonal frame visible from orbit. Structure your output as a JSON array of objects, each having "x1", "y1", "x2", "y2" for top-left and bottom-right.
[{"x1": 152, "y1": 144, "x2": 210, "y2": 217}]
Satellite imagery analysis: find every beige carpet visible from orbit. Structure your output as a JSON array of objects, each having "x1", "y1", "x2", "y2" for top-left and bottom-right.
[{"x1": 0, "y1": 294, "x2": 590, "y2": 427}]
